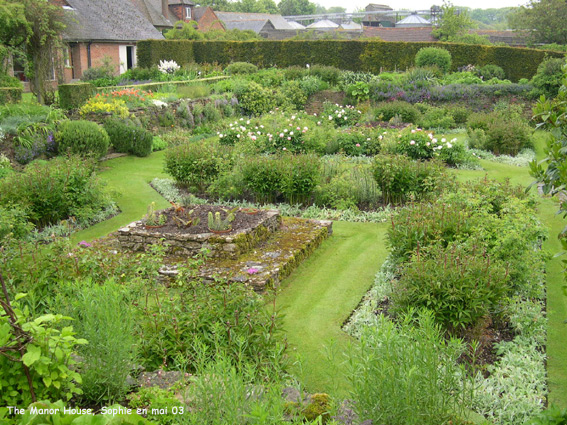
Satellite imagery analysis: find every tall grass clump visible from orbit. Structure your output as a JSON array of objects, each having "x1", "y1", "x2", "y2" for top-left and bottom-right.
[{"x1": 347, "y1": 310, "x2": 473, "y2": 425}]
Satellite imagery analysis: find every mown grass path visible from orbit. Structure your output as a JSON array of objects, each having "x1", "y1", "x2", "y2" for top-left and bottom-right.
[
  {"x1": 274, "y1": 221, "x2": 388, "y2": 398},
  {"x1": 72, "y1": 151, "x2": 169, "y2": 243}
]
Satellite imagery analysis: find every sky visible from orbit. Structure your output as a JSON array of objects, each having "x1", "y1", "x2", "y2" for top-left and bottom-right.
[{"x1": 319, "y1": 0, "x2": 529, "y2": 12}]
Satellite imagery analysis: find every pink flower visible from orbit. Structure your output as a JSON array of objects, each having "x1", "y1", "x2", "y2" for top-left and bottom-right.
[
  {"x1": 356, "y1": 143, "x2": 360, "y2": 147},
  {"x1": 283, "y1": 147, "x2": 287, "y2": 150},
  {"x1": 247, "y1": 268, "x2": 259, "y2": 275},
  {"x1": 410, "y1": 140, "x2": 416, "y2": 145},
  {"x1": 78, "y1": 241, "x2": 92, "y2": 247}
]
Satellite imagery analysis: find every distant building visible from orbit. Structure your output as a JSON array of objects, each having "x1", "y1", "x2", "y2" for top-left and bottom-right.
[
  {"x1": 363, "y1": 4, "x2": 395, "y2": 27},
  {"x1": 396, "y1": 13, "x2": 431, "y2": 28}
]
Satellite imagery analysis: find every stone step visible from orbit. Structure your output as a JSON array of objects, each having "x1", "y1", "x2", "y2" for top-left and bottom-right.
[{"x1": 197, "y1": 217, "x2": 332, "y2": 293}]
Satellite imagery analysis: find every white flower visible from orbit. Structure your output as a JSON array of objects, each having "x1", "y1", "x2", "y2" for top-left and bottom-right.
[
  {"x1": 260, "y1": 125, "x2": 264, "y2": 128},
  {"x1": 441, "y1": 138, "x2": 446, "y2": 143},
  {"x1": 284, "y1": 129, "x2": 288, "y2": 133},
  {"x1": 432, "y1": 138, "x2": 437, "y2": 143},
  {"x1": 279, "y1": 133, "x2": 284, "y2": 137},
  {"x1": 291, "y1": 115, "x2": 296, "y2": 120},
  {"x1": 219, "y1": 134, "x2": 223, "y2": 138},
  {"x1": 304, "y1": 127, "x2": 308, "y2": 130},
  {"x1": 329, "y1": 116, "x2": 333, "y2": 120},
  {"x1": 246, "y1": 120, "x2": 250, "y2": 124},
  {"x1": 237, "y1": 134, "x2": 240, "y2": 138},
  {"x1": 426, "y1": 142, "x2": 430, "y2": 146},
  {"x1": 338, "y1": 114, "x2": 342, "y2": 118},
  {"x1": 251, "y1": 135, "x2": 257, "y2": 141},
  {"x1": 290, "y1": 131, "x2": 294, "y2": 135},
  {"x1": 379, "y1": 135, "x2": 383, "y2": 140},
  {"x1": 410, "y1": 140, "x2": 416, "y2": 145},
  {"x1": 158, "y1": 59, "x2": 180, "y2": 74},
  {"x1": 447, "y1": 143, "x2": 453, "y2": 148},
  {"x1": 411, "y1": 129, "x2": 416, "y2": 133},
  {"x1": 306, "y1": 64, "x2": 310, "y2": 69},
  {"x1": 287, "y1": 137, "x2": 291, "y2": 140},
  {"x1": 151, "y1": 99, "x2": 168, "y2": 107}
]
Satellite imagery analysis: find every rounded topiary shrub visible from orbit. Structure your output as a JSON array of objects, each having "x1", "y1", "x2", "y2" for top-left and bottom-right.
[
  {"x1": 164, "y1": 141, "x2": 232, "y2": 191},
  {"x1": 57, "y1": 120, "x2": 109, "y2": 159},
  {"x1": 415, "y1": 47, "x2": 452, "y2": 74},
  {"x1": 130, "y1": 127, "x2": 154, "y2": 157},
  {"x1": 224, "y1": 62, "x2": 258, "y2": 75},
  {"x1": 477, "y1": 64, "x2": 506, "y2": 81},
  {"x1": 103, "y1": 118, "x2": 134, "y2": 153}
]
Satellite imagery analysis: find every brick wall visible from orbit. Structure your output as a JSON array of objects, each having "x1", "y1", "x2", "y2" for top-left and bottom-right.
[
  {"x1": 198, "y1": 7, "x2": 224, "y2": 32},
  {"x1": 363, "y1": 27, "x2": 436, "y2": 42},
  {"x1": 170, "y1": 4, "x2": 193, "y2": 22},
  {"x1": 67, "y1": 42, "x2": 120, "y2": 82}
]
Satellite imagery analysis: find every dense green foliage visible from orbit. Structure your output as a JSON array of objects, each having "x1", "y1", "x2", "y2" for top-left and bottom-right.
[
  {"x1": 415, "y1": 47, "x2": 452, "y2": 73},
  {"x1": 56, "y1": 120, "x2": 110, "y2": 159},
  {"x1": 137, "y1": 40, "x2": 564, "y2": 82},
  {"x1": 0, "y1": 87, "x2": 22, "y2": 103},
  {"x1": 58, "y1": 83, "x2": 95, "y2": 110},
  {"x1": 0, "y1": 156, "x2": 112, "y2": 228}
]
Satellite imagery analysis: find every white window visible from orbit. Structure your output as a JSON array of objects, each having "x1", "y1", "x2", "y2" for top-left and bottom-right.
[{"x1": 185, "y1": 7, "x2": 191, "y2": 19}]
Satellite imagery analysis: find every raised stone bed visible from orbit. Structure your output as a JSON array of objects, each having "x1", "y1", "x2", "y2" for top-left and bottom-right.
[{"x1": 117, "y1": 209, "x2": 281, "y2": 259}]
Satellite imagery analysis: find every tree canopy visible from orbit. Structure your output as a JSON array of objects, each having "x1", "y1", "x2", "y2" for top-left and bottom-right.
[
  {"x1": 508, "y1": 0, "x2": 567, "y2": 45},
  {"x1": 278, "y1": 0, "x2": 316, "y2": 16},
  {"x1": 432, "y1": 1, "x2": 475, "y2": 42}
]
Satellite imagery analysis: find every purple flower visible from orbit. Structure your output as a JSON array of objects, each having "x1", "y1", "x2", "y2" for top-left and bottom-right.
[
  {"x1": 247, "y1": 268, "x2": 259, "y2": 275},
  {"x1": 78, "y1": 240, "x2": 92, "y2": 247}
]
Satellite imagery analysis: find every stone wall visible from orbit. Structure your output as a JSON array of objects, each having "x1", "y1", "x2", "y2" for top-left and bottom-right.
[{"x1": 117, "y1": 210, "x2": 281, "y2": 259}]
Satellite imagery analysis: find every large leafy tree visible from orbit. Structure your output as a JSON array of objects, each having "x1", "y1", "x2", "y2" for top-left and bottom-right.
[
  {"x1": 278, "y1": 0, "x2": 316, "y2": 16},
  {"x1": 508, "y1": 0, "x2": 567, "y2": 44},
  {"x1": 0, "y1": 0, "x2": 65, "y2": 104},
  {"x1": 432, "y1": 1, "x2": 475, "y2": 41}
]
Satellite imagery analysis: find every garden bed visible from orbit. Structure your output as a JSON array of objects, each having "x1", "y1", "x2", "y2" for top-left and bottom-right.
[{"x1": 117, "y1": 204, "x2": 280, "y2": 259}]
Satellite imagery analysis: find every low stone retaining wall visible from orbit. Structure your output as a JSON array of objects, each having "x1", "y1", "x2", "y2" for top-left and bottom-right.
[{"x1": 117, "y1": 210, "x2": 281, "y2": 259}]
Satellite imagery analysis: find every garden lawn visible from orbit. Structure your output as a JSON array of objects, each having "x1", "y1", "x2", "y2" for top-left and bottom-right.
[
  {"x1": 275, "y1": 221, "x2": 388, "y2": 398},
  {"x1": 71, "y1": 151, "x2": 170, "y2": 243}
]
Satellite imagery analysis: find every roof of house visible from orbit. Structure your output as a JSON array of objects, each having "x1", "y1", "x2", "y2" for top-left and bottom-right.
[
  {"x1": 215, "y1": 12, "x2": 293, "y2": 30},
  {"x1": 224, "y1": 19, "x2": 275, "y2": 33},
  {"x1": 63, "y1": 0, "x2": 165, "y2": 42},
  {"x1": 363, "y1": 26, "x2": 435, "y2": 41},
  {"x1": 396, "y1": 13, "x2": 431, "y2": 26},
  {"x1": 192, "y1": 6, "x2": 208, "y2": 22},
  {"x1": 340, "y1": 22, "x2": 362, "y2": 30},
  {"x1": 306, "y1": 19, "x2": 339, "y2": 29},
  {"x1": 287, "y1": 21, "x2": 306, "y2": 29},
  {"x1": 130, "y1": 0, "x2": 174, "y2": 28}
]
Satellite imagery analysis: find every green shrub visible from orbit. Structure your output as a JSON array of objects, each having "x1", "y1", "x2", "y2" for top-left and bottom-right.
[
  {"x1": 440, "y1": 71, "x2": 482, "y2": 85},
  {"x1": 58, "y1": 83, "x2": 95, "y2": 110},
  {"x1": 281, "y1": 80, "x2": 307, "y2": 109},
  {"x1": 299, "y1": 76, "x2": 328, "y2": 97},
  {"x1": 164, "y1": 140, "x2": 232, "y2": 191},
  {"x1": 0, "y1": 74, "x2": 23, "y2": 88},
  {"x1": 372, "y1": 154, "x2": 446, "y2": 205},
  {"x1": 467, "y1": 112, "x2": 532, "y2": 155},
  {"x1": 284, "y1": 66, "x2": 307, "y2": 81},
  {"x1": 56, "y1": 120, "x2": 110, "y2": 159},
  {"x1": 418, "y1": 107, "x2": 456, "y2": 130},
  {"x1": 152, "y1": 136, "x2": 167, "y2": 151},
  {"x1": 530, "y1": 57, "x2": 566, "y2": 97},
  {"x1": 446, "y1": 105, "x2": 469, "y2": 125},
  {"x1": 374, "y1": 101, "x2": 420, "y2": 123},
  {"x1": 415, "y1": 47, "x2": 452, "y2": 73},
  {"x1": 224, "y1": 61, "x2": 258, "y2": 75},
  {"x1": 390, "y1": 128, "x2": 436, "y2": 159},
  {"x1": 347, "y1": 310, "x2": 472, "y2": 425},
  {"x1": 103, "y1": 118, "x2": 153, "y2": 157},
  {"x1": 477, "y1": 64, "x2": 506, "y2": 80},
  {"x1": 239, "y1": 154, "x2": 320, "y2": 204},
  {"x1": 0, "y1": 156, "x2": 112, "y2": 227},
  {"x1": 308, "y1": 65, "x2": 341, "y2": 85},
  {"x1": 203, "y1": 101, "x2": 222, "y2": 122},
  {"x1": 64, "y1": 280, "x2": 136, "y2": 404},
  {"x1": 0, "y1": 297, "x2": 85, "y2": 406},
  {"x1": 103, "y1": 118, "x2": 134, "y2": 153},
  {"x1": 0, "y1": 87, "x2": 22, "y2": 103},
  {"x1": 236, "y1": 81, "x2": 276, "y2": 116},
  {"x1": 0, "y1": 205, "x2": 33, "y2": 242},
  {"x1": 392, "y1": 244, "x2": 509, "y2": 333},
  {"x1": 130, "y1": 127, "x2": 154, "y2": 157}
]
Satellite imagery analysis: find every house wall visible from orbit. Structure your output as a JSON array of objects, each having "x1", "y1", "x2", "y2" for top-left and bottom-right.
[
  {"x1": 197, "y1": 8, "x2": 224, "y2": 32},
  {"x1": 170, "y1": 4, "x2": 193, "y2": 22},
  {"x1": 65, "y1": 42, "x2": 121, "y2": 82}
]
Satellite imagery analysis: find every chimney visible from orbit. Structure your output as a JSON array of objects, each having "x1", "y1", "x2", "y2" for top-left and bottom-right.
[{"x1": 162, "y1": 0, "x2": 168, "y2": 18}]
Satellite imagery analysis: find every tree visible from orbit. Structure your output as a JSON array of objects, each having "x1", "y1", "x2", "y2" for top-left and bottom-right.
[
  {"x1": 431, "y1": 1, "x2": 475, "y2": 41},
  {"x1": 164, "y1": 21, "x2": 204, "y2": 40},
  {"x1": 508, "y1": 0, "x2": 567, "y2": 45},
  {"x1": 0, "y1": 0, "x2": 65, "y2": 104},
  {"x1": 278, "y1": 0, "x2": 316, "y2": 16}
]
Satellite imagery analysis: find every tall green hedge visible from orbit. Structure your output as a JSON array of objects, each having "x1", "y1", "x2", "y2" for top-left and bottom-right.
[
  {"x1": 0, "y1": 87, "x2": 22, "y2": 103},
  {"x1": 58, "y1": 82, "x2": 95, "y2": 110},
  {"x1": 137, "y1": 40, "x2": 565, "y2": 81}
]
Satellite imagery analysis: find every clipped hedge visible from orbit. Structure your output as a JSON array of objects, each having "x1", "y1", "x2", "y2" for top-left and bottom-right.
[
  {"x1": 0, "y1": 87, "x2": 22, "y2": 103},
  {"x1": 137, "y1": 40, "x2": 565, "y2": 81},
  {"x1": 59, "y1": 82, "x2": 95, "y2": 109}
]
